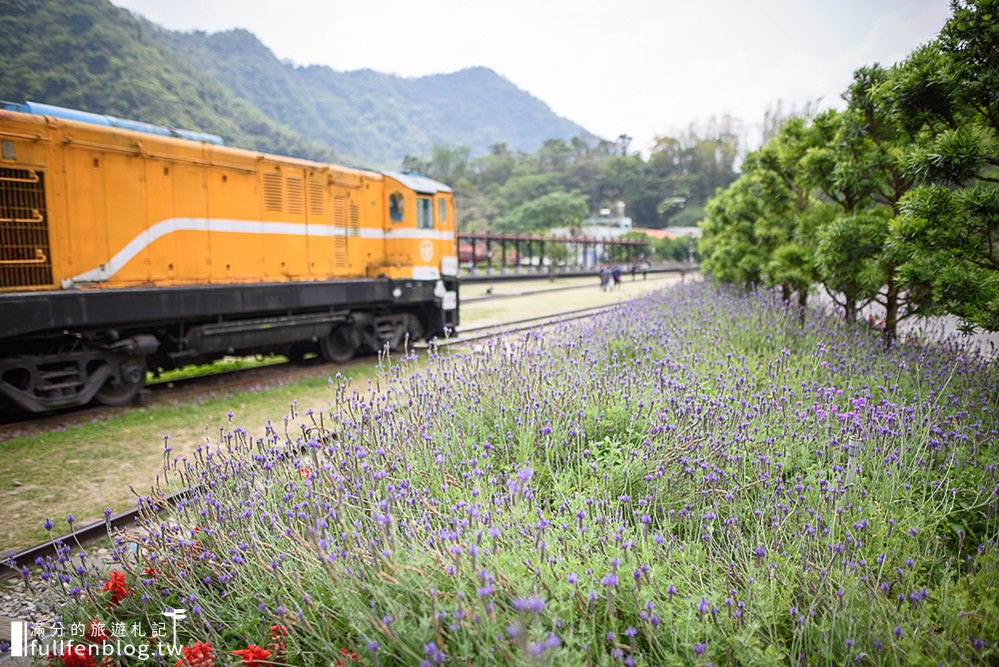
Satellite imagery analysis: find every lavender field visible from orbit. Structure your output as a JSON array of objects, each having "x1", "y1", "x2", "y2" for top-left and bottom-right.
[{"x1": 25, "y1": 284, "x2": 999, "y2": 665}]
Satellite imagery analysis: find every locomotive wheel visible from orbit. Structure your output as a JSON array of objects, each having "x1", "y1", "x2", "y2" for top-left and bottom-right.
[
  {"x1": 319, "y1": 325, "x2": 359, "y2": 363},
  {"x1": 95, "y1": 357, "x2": 147, "y2": 407}
]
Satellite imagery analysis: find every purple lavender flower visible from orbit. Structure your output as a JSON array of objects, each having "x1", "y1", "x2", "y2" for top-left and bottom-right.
[
  {"x1": 423, "y1": 640, "x2": 446, "y2": 665},
  {"x1": 511, "y1": 595, "x2": 546, "y2": 613}
]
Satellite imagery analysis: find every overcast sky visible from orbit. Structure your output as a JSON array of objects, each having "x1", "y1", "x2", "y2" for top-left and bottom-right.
[{"x1": 111, "y1": 0, "x2": 952, "y2": 153}]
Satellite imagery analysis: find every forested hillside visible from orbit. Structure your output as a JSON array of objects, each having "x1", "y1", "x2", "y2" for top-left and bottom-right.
[
  {"x1": 0, "y1": 0, "x2": 335, "y2": 161},
  {"x1": 0, "y1": 0, "x2": 592, "y2": 167},
  {"x1": 158, "y1": 28, "x2": 593, "y2": 167}
]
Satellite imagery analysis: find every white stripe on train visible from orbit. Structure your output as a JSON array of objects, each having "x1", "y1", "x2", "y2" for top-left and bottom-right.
[{"x1": 64, "y1": 218, "x2": 454, "y2": 286}]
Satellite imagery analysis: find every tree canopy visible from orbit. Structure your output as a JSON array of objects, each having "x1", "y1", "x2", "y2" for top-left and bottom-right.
[
  {"x1": 700, "y1": 0, "x2": 999, "y2": 336},
  {"x1": 403, "y1": 122, "x2": 741, "y2": 235}
]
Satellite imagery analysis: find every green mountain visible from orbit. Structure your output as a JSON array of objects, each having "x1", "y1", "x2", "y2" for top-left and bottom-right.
[
  {"x1": 157, "y1": 28, "x2": 594, "y2": 166},
  {"x1": 0, "y1": 0, "x2": 335, "y2": 161},
  {"x1": 0, "y1": 0, "x2": 594, "y2": 167}
]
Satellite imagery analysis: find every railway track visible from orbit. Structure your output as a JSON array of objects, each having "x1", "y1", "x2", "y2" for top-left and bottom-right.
[
  {"x1": 0, "y1": 357, "x2": 370, "y2": 440},
  {"x1": 0, "y1": 303, "x2": 622, "y2": 435},
  {"x1": 419, "y1": 303, "x2": 620, "y2": 348},
  {"x1": 0, "y1": 302, "x2": 626, "y2": 576},
  {"x1": 462, "y1": 274, "x2": 677, "y2": 303},
  {"x1": 0, "y1": 276, "x2": 668, "y2": 436}
]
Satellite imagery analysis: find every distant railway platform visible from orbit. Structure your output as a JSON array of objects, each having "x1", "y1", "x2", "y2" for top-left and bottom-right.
[{"x1": 459, "y1": 261, "x2": 697, "y2": 282}]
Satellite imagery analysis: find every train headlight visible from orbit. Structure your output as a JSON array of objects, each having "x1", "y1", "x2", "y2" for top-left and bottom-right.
[
  {"x1": 392, "y1": 287, "x2": 402, "y2": 298},
  {"x1": 441, "y1": 256, "x2": 459, "y2": 276}
]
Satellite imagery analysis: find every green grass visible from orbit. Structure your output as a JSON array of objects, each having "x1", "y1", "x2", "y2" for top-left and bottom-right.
[
  {"x1": 147, "y1": 354, "x2": 288, "y2": 385},
  {"x1": 0, "y1": 363, "x2": 380, "y2": 551}
]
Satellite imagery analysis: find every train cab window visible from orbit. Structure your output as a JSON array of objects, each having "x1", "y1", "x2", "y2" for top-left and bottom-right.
[
  {"x1": 417, "y1": 196, "x2": 433, "y2": 229},
  {"x1": 437, "y1": 198, "x2": 447, "y2": 227},
  {"x1": 389, "y1": 192, "x2": 404, "y2": 222}
]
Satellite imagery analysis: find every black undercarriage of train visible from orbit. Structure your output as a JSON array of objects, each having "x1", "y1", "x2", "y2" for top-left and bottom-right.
[{"x1": 0, "y1": 277, "x2": 459, "y2": 414}]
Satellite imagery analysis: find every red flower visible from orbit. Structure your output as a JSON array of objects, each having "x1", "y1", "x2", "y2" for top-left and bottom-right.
[
  {"x1": 231, "y1": 644, "x2": 271, "y2": 666},
  {"x1": 175, "y1": 641, "x2": 216, "y2": 667},
  {"x1": 103, "y1": 570, "x2": 129, "y2": 606},
  {"x1": 300, "y1": 467, "x2": 313, "y2": 479},
  {"x1": 266, "y1": 625, "x2": 288, "y2": 658},
  {"x1": 335, "y1": 646, "x2": 360, "y2": 665},
  {"x1": 49, "y1": 644, "x2": 98, "y2": 666}
]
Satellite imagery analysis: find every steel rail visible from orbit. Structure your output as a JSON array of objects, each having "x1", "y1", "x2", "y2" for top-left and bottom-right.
[{"x1": 0, "y1": 358, "x2": 374, "y2": 437}]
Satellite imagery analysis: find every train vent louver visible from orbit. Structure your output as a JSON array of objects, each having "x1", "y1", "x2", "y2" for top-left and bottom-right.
[
  {"x1": 348, "y1": 202, "x2": 360, "y2": 237},
  {"x1": 307, "y1": 177, "x2": 325, "y2": 216},
  {"x1": 286, "y1": 176, "x2": 303, "y2": 215},
  {"x1": 1, "y1": 168, "x2": 52, "y2": 289},
  {"x1": 332, "y1": 196, "x2": 347, "y2": 267},
  {"x1": 263, "y1": 172, "x2": 283, "y2": 212}
]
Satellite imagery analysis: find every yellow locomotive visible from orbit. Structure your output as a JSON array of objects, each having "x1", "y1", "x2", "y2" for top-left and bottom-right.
[{"x1": 0, "y1": 101, "x2": 459, "y2": 413}]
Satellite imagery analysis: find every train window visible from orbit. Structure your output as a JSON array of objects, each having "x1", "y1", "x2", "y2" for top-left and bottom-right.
[
  {"x1": 389, "y1": 192, "x2": 404, "y2": 222},
  {"x1": 417, "y1": 197, "x2": 433, "y2": 229},
  {"x1": 438, "y1": 198, "x2": 447, "y2": 226}
]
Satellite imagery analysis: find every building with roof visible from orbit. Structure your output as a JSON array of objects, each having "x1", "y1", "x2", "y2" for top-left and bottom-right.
[
  {"x1": 548, "y1": 201, "x2": 638, "y2": 266},
  {"x1": 631, "y1": 226, "x2": 702, "y2": 240}
]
